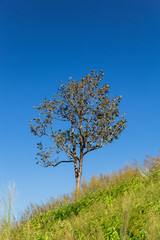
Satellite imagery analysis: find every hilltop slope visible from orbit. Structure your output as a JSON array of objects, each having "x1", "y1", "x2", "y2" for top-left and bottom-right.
[{"x1": 1, "y1": 155, "x2": 160, "y2": 240}]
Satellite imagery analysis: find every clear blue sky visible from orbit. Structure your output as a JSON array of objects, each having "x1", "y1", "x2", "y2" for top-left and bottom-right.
[{"x1": 0, "y1": 0, "x2": 160, "y2": 217}]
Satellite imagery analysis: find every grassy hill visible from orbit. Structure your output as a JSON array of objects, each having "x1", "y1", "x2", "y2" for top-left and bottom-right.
[{"x1": 1, "y1": 155, "x2": 160, "y2": 240}]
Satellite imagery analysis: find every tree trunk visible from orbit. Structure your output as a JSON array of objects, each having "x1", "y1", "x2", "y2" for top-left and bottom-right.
[
  {"x1": 74, "y1": 155, "x2": 83, "y2": 196},
  {"x1": 76, "y1": 174, "x2": 81, "y2": 190},
  {"x1": 75, "y1": 156, "x2": 83, "y2": 192},
  {"x1": 75, "y1": 171, "x2": 81, "y2": 200}
]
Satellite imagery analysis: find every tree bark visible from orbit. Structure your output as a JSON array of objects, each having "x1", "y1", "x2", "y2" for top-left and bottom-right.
[
  {"x1": 76, "y1": 174, "x2": 81, "y2": 190},
  {"x1": 75, "y1": 155, "x2": 83, "y2": 192}
]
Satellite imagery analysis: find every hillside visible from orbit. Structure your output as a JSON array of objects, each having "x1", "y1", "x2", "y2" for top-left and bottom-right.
[{"x1": 1, "y1": 155, "x2": 160, "y2": 240}]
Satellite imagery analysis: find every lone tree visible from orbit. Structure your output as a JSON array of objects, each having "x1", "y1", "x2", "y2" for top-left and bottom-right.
[{"x1": 30, "y1": 70, "x2": 127, "y2": 190}]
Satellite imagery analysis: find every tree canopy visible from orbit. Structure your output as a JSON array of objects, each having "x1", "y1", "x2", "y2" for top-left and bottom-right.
[{"x1": 30, "y1": 70, "x2": 127, "y2": 189}]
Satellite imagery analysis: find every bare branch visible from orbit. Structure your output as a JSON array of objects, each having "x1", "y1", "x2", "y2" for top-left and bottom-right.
[{"x1": 45, "y1": 160, "x2": 74, "y2": 167}]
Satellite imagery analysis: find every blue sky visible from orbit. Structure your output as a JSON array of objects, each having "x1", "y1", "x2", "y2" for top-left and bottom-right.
[{"x1": 0, "y1": 0, "x2": 160, "y2": 217}]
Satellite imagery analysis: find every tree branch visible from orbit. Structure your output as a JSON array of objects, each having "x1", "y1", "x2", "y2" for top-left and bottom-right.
[
  {"x1": 45, "y1": 160, "x2": 74, "y2": 167},
  {"x1": 83, "y1": 144, "x2": 102, "y2": 156}
]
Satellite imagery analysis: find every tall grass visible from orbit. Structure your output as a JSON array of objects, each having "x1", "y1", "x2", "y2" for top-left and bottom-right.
[
  {"x1": 0, "y1": 182, "x2": 15, "y2": 240},
  {"x1": 1, "y1": 155, "x2": 160, "y2": 239}
]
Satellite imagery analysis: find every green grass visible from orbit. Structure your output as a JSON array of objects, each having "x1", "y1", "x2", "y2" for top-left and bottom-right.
[{"x1": 1, "y1": 155, "x2": 160, "y2": 239}]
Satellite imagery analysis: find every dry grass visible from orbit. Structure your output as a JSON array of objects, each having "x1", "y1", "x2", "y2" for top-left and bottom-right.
[{"x1": 1, "y1": 154, "x2": 160, "y2": 239}]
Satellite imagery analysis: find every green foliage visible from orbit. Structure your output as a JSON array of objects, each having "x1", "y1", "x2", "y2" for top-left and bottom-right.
[{"x1": 0, "y1": 155, "x2": 160, "y2": 239}]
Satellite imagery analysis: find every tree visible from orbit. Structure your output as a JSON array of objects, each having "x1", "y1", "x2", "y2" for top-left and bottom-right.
[{"x1": 30, "y1": 70, "x2": 127, "y2": 190}]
